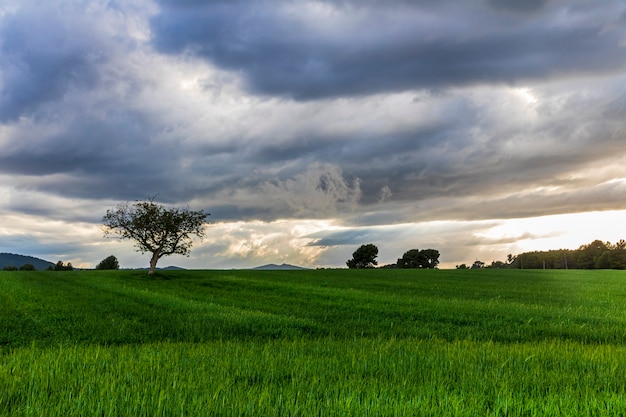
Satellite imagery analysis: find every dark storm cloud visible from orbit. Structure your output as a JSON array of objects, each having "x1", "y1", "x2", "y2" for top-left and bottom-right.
[
  {"x1": 307, "y1": 228, "x2": 384, "y2": 247},
  {"x1": 0, "y1": 108, "x2": 184, "y2": 204},
  {"x1": 2, "y1": 0, "x2": 624, "y2": 220},
  {"x1": 191, "y1": 77, "x2": 625, "y2": 224},
  {"x1": 0, "y1": 1, "x2": 196, "y2": 207},
  {"x1": 488, "y1": 0, "x2": 548, "y2": 14},
  {"x1": 0, "y1": 4, "x2": 106, "y2": 122},
  {"x1": 150, "y1": 0, "x2": 626, "y2": 99},
  {"x1": 221, "y1": 82, "x2": 623, "y2": 214}
]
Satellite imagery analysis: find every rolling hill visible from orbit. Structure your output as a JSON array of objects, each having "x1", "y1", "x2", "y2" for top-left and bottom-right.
[
  {"x1": 252, "y1": 263, "x2": 310, "y2": 270},
  {"x1": 0, "y1": 253, "x2": 55, "y2": 270}
]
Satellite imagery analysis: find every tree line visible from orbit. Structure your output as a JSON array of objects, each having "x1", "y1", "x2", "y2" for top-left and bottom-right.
[
  {"x1": 465, "y1": 239, "x2": 626, "y2": 270},
  {"x1": 346, "y1": 244, "x2": 440, "y2": 269}
]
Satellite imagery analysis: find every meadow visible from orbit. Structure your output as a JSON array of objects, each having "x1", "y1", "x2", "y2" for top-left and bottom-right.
[{"x1": 1, "y1": 268, "x2": 626, "y2": 416}]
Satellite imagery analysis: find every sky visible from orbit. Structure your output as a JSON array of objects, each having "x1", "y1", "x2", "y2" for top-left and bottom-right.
[{"x1": 1, "y1": 0, "x2": 626, "y2": 270}]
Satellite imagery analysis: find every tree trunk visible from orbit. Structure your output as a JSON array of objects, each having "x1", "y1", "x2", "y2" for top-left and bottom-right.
[{"x1": 149, "y1": 252, "x2": 160, "y2": 275}]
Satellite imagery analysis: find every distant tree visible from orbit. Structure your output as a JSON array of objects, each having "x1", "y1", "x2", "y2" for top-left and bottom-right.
[
  {"x1": 56, "y1": 261, "x2": 74, "y2": 271},
  {"x1": 506, "y1": 239, "x2": 626, "y2": 270},
  {"x1": 578, "y1": 240, "x2": 608, "y2": 269},
  {"x1": 103, "y1": 198, "x2": 209, "y2": 275},
  {"x1": 2, "y1": 265, "x2": 18, "y2": 271},
  {"x1": 612, "y1": 239, "x2": 626, "y2": 250},
  {"x1": 50, "y1": 261, "x2": 73, "y2": 271},
  {"x1": 595, "y1": 251, "x2": 611, "y2": 269},
  {"x1": 420, "y1": 249, "x2": 440, "y2": 269},
  {"x1": 19, "y1": 264, "x2": 36, "y2": 271},
  {"x1": 346, "y1": 244, "x2": 379, "y2": 269},
  {"x1": 471, "y1": 260, "x2": 485, "y2": 269},
  {"x1": 397, "y1": 249, "x2": 424, "y2": 268},
  {"x1": 397, "y1": 249, "x2": 440, "y2": 269},
  {"x1": 96, "y1": 255, "x2": 120, "y2": 270},
  {"x1": 593, "y1": 246, "x2": 626, "y2": 270},
  {"x1": 456, "y1": 264, "x2": 468, "y2": 269}
]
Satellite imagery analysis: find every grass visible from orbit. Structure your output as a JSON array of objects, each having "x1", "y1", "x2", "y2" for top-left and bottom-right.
[{"x1": 1, "y1": 269, "x2": 626, "y2": 415}]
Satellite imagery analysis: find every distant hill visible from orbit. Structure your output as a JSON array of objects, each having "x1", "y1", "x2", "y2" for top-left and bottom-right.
[
  {"x1": 0, "y1": 253, "x2": 55, "y2": 270},
  {"x1": 133, "y1": 266, "x2": 186, "y2": 271},
  {"x1": 252, "y1": 263, "x2": 310, "y2": 271}
]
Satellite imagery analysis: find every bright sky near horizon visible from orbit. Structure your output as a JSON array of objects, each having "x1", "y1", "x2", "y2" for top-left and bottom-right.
[{"x1": 1, "y1": 0, "x2": 626, "y2": 269}]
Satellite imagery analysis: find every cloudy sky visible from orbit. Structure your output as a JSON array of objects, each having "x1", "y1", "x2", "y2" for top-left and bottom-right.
[{"x1": 1, "y1": 0, "x2": 626, "y2": 269}]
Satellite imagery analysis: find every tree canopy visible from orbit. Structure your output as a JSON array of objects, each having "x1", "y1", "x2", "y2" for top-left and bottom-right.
[
  {"x1": 96, "y1": 255, "x2": 120, "y2": 270},
  {"x1": 397, "y1": 249, "x2": 440, "y2": 269},
  {"x1": 48, "y1": 261, "x2": 73, "y2": 271},
  {"x1": 482, "y1": 239, "x2": 626, "y2": 270},
  {"x1": 102, "y1": 199, "x2": 209, "y2": 274},
  {"x1": 347, "y1": 244, "x2": 379, "y2": 269}
]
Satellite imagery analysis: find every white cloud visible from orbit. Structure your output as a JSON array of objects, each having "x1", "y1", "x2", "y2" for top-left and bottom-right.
[{"x1": 259, "y1": 163, "x2": 361, "y2": 218}]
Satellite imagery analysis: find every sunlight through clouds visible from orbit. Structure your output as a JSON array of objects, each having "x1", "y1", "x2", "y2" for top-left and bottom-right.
[{"x1": 190, "y1": 219, "x2": 339, "y2": 269}]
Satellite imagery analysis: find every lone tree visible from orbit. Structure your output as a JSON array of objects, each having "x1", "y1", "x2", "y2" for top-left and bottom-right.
[
  {"x1": 102, "y1": 199, "x2": 209, "y2": 275},
  {"x1": 96, "y1": 255, "x2": 120, "y2": 270},
  {"x1": 347, "y1": 243, "x2": 379, "y2": 269}
]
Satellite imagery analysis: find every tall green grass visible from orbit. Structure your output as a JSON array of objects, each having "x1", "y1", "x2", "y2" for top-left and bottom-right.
[
  {"x1": 3, "y1": 339, "x2": 626, "y2": 416},
  {"x1": 1, "y1": 269, "x2": 626, "y2": 415}
]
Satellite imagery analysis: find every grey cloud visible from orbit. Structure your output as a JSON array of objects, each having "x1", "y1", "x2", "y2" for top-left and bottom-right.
[
  {"x1": 388, "y1": 177, "x2": 626, "y2": 224},
  {"x1": 463, "y1": 231, "x2": 558, "y2": 247},
  {"x1": 258, "y1": 163, "x2": 361, "y2": 218},
  {"x1": 0, "y1": 112, "x2": 181, "y2": 201},
  {"x1": 603, "y1": 94, "x2": 626, "y2": 120},
  {"x1": 378, "y1": 186, "x2": 393, "y2": 203},
  {"x1": 0, "y1": 5, "x2": 106, "y2": 122},
  {"x1": 307, "y1": 229, "x2": 383, "y2": 247},
  {"x1": 197, "y1": 79, "x2": 626, "y2": 223},
  {"x1": 150, "y1": 0, "x2": 626, "y2": 99},
  {"x1": 3, "y1": 70, "x2": 623, "y2": 228},
  {"x1": 487, "y1": 0, "x2": 549, "y2": 14}
]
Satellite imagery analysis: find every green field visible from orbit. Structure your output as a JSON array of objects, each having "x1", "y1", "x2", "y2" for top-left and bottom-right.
[{"x1": 1, "y1": 269, "x2": 626, "y2": 416}]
